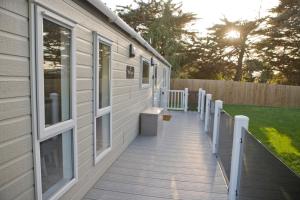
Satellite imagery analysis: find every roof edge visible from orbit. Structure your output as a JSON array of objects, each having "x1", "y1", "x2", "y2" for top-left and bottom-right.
[{"x1": 87, "y1": 0, "x2": 172, "y2": 67}]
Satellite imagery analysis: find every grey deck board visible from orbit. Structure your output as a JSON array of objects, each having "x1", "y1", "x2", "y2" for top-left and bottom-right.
[{"x1": 84, "y1": 111, "x2": 228, "y2": 200}]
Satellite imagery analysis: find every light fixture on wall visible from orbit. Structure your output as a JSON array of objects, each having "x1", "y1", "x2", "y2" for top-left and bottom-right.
[
  {"x1": 129, "y1": 44, "x2": 135, "y2": 58},
  {"x1": 151, "y1": 57, "x2": 156, "y2": 66}
]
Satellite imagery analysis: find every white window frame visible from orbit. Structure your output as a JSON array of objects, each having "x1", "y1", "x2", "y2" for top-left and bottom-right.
[
  {"x1": 93, "y1": 32, "x2": 113, "y2": 165},
  {"x1": 32, "y1": 5, "x2": 78, "y2": 200},
  {"x1": 163, "y1": 67, "x2": 167, "y2": 88},
  {"x1": 140, "y1": 57, "x2": 151, "y2": 88}
]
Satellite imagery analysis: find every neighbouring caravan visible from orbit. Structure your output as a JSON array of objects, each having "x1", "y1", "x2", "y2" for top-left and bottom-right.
[{"x1": 0, "y1": 0, "x2": 171, "y2": 200}]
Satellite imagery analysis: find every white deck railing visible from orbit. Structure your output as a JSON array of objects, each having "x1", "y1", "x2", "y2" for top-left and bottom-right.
[{"x1": 167, "y1": 88, "x2": 188, "y2": 111}]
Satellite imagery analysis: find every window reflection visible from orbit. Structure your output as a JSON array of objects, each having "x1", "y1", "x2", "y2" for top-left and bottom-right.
[
  {"x1": 40, "y1": 131, "x2": 74, "y2": 199},
  {"x1": 96, "y1": 114, "x2": 111, "y2": 155},
  {"x1": 98, "y1": 43, "x2": 110, "y2": 109},
  {"x1": 142, "y1": 60, "x2": 150, "y2": 84},
  {"x1": 43, "y1": 19, "x2": 71, "y2": 127}
]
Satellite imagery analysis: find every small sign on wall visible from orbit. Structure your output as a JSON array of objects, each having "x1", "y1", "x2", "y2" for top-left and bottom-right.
[{"x1": 126, "y1": 65, "x2": 134, "y2": 79}]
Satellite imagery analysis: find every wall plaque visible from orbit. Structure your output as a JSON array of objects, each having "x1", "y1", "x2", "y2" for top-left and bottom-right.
[{"x1": 126, "y1": 65, "x2": 134, "y2": 79}]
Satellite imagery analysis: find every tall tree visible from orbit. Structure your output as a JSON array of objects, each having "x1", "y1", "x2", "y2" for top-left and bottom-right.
[
  {"x1": 256, "y1": 0, "x2": 300, "y2": 85},
  {"x1": 207, "y1": 18, "x2": 261, "y2": 81},
  {"x1": 116, "y1": 0, "x2": 198, "y2": 76}
]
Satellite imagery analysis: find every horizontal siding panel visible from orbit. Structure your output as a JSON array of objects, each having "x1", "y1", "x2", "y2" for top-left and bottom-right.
[
  {"x1": 77, "y1": 78, "x2": 92, "y2": 91},
  {"x1": 77, "y1": 65, "x2": 92, "y2": 78},
  {"x1": 78, "y1": 155, "x2": 92, "y2": 178},
  {"x1": 112, "y1": 93, "x2": 131, "y2": 105},
  {"x1": 14, "y1": 187, "x2": 35, "y2": 200},
  {"x1": 0, "y1": 135, "x2": 32, "y2": 165},
  {"x1": 78, "y1": 134, "x2": 92, "y2": 154},
  {"x1": 77, "y1": 113, "x2": 93, "y2": 129},
  {"x1": 0, "y1": 97, "x2": 30, "y2": 121},
  {"x1": 76, "y1": 38, "x2": 92, "y2": 55},
  {"x1": 0, "y1": 116, "x2": 31, "y2": 143},
  {"x1": 76, "y1": 25, "x2": 92, "y2": 42},
  {"x1": 76, "y1": 51, "x2": 92, "y2": 66},
  {"x1": 78, "y1": 124, "x2": 93, "y2": 142},
  {"x1": 0, "y1": 0, "x2": 28, "y2": 17},
  {"x1": 111, "y1": 53, "x2": 139, "y2": 67},
  {"x1": 112, "y1": 79, "x2": 139, "y2": 88},
  {"x1": 0, "y1": 170, "x2": 34, "y2": 200},
  {"x1": 0, "y1": 77, "x2": 30, "y2": 99},
  {"x1": 0, "y1": 153, "x2": 33, "y2": 188},
  {"x1": 77, "y1": 90, "x2": 92, "y2": 104},
  {"x1": 0, "y1": 8, "x2": 28, "y2": 37},
  {"x1": 112, "y1": 70, "x2": 126, "y2": 79},
  {"x1": 77, "y1": 101, "x2": 93, "y2": 117},
  {"x1": 0, "y1": 31, "x2": 28, "y2": 57},
  {"x1": 0, "y1": 54, "x2": 29, "y2": 77},
  {"x1": 78, "y1": 148, "x2": 92, "y2": 167}
]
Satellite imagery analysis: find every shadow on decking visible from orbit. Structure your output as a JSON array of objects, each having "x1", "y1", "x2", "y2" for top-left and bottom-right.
[{"x1": 84, "y1": 111, "x2": 228, "y2": 200}]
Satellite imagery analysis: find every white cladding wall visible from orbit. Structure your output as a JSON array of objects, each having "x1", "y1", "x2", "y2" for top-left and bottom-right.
[
  {"x1": 0, "y1": 0, "x2": 169, "y2": 200},
  {"x1": 0, "y1": 0, "x2": 35, "y2": 200}
]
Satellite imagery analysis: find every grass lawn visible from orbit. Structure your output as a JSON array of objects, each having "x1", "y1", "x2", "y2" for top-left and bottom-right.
[{"x1": 224, "y1": 104, "x2": 300, "y2": 175}]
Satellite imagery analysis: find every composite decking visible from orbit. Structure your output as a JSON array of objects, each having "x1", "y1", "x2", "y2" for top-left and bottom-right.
[{"x1": 84, "y1": 111, "x2": 228, "y2": 200}]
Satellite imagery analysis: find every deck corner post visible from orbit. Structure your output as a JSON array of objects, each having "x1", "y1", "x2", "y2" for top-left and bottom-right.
[
  {"x1": 212, "y1": 100, "x2": 223, "y2": 154},
  {"x1": 184, "y1": 88, "x2": 188, "y2": 112},
  {"x1": 197, "y1": 88, "x2": 202, "y2": 112},
  {"x1": 228, "y1": 115, "x2": 249, "y2": 200},
  {"x1": 204, "y1": 94, "x2": 212, "y2": 132},
  {"x1": 200, "y1": 90, "x2": 206, "y2": 120}
]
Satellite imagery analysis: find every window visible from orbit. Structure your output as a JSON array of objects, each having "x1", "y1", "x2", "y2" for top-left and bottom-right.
[
  {"x1": 35, "y1": 6, "x2": 77, "y2": 200},
  {"x1": 93, "y1": 33, "x2": 112, "y2": 164},
  {"x1": 141, "y1": 57, "x2": 150, "y2": 88}
]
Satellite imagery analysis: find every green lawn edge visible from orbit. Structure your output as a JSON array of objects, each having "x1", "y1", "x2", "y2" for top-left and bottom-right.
[{"x1": 223, "y1": 104, "x2": 300, "y2": 175}]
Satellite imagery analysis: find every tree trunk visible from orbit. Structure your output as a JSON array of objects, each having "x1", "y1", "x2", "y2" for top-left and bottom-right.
[{"x1": 234, "y1": 39, "x2": 246, "y2": 81}]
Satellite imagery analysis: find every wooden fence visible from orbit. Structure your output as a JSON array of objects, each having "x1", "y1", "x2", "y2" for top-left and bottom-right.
[{"x1": 171, "y1": 79, "x2": 300, "y2": 107}]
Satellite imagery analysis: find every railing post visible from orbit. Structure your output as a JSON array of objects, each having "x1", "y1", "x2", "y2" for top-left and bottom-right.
[
  {"x1": 228, "y1": 115, "x2": 249, "y2": 200},
  {"x1": 212, "y1": 100, "x2": 223, "y2": 154},
  {"x1": 200, "y1": 90, "x2": 206, "y2": 120},
  {"x1": 204, "y1": 94, "x2": 212, "y2": 132},
  {"x1": 184, "y1": 88, "x2": 188, "y2": 112},
  {"x1": 197, "y1": 88, "x2": 202, "y2": 112}
]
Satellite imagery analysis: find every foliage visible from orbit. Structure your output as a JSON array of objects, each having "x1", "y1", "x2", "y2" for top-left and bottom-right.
[
  {"x1": 116, "y1": 0, "x2": 300, "y2": 85},
  {"x1": 207, "y1": 19, "x2": 261, "y2": 81},
  {"x1": 224, "y1": 104, "x2": 300, "y2": 175},
  {"x1": 117, "y1": 0, "x2": 198, "y2": 76},
  {"x1": 255, "y1": 0, "x2": 300, "y2": 85}
]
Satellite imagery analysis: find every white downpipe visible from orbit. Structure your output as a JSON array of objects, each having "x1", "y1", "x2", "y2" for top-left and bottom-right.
[
  {"x1": 197, "y1": 88, "x2": 202, "y2": 112},
  {"x1": 200, "y1": 90, "x2": 206, "y2": 120},
  {"x1": 228, "y1": 115, "x2": 249, "y2": 200},
  {"x1": 212, "y1": 100, "x2": 223, "y2": 154},
  {"x1": 184, "y1": 88, "x2": 188, "y2": 112}
]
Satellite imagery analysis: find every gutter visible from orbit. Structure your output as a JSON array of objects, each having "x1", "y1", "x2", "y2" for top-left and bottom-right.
[{"x1": 87, "y1": 0, "x2": 172, "y2": 68}]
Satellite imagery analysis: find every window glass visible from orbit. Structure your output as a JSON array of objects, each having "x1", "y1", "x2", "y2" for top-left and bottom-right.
[
  {"x1": 96, "y1": 113, "x2": 111, "y2": 155},
  {"x1": 40, "y1": 130, "x2": 74, "y2": 199},
  {"x1": 98, "y1": 43, "x2": 110, "y2": 109},
  {"x1": 142, "y1": 60, "x2": 150, "y2": 84},
  {"x1": 43, "y1": 19, "x2": 71, "y2": 127}
]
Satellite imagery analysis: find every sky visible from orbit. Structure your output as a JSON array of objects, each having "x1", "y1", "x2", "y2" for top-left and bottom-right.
[{"x1": 102, "y1": 0, "x2": 279, "y2": 35}]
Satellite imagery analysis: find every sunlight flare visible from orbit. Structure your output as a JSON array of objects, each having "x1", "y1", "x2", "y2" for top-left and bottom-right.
[{"x1": 225, "y1": 30, "x2": 240, "y2": 39}]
